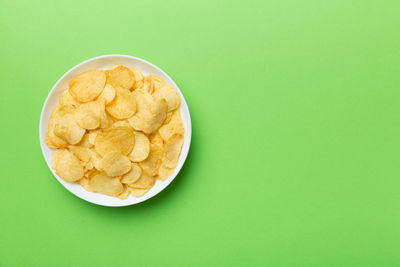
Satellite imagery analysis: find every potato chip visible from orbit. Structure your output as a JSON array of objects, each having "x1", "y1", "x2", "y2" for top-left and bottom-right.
[
  {"x1": 130, "y1": 68, "x2": 143, "y2": 80},
  {"x1": 69, "y1": 70, "x2": 106, "y2": 102},
  {"x1": 164, "y1": 112, "x2": 173, "y2": 124},
  {"x1": 89, "y1": 149, "x2": 102, "y2": 170},
  {"x1": 130, "y1": 68, "x2": 143, "y2": 90},
  {"x1": 99, "y1": 99, "x2": 112, "y2": 128},
  {"x1": 89, "y1": 172, "x2": 123, "y2": 196},
  {"x1": 163, "y1": 134, "x2": 184, "y2": 168},
  {"x1": 47, "y1": 130, "x2": 68, "y2": 148},
  {"x1": 84, "y1": 161, "x2": 94, "y2": 171},
  {"x1": 128, "y1": 132, "x2": 150, "y2": 162},
  {"x1": 159, "y1": 111, "x2": 184, "y2": 141},
  {"x1": 148, "y1": 75, "x2": 166, "y2": 90},
  {"x1": 145, "y1": 98, "x2": 168, "y2": 134},
  {"x1": 135, "y1": 80, "x2": 144, "y2": 91},
  {"x1": 141, "y1": 76, "x2": 154, "y2": 94},
  {"x1": 79, "y1": 177, "x2": 92, "y2": 192},
  {"x1": 106, "y1": 66, "x2": 135, "y2": 90},
  {"x1": 158, "y1": 164, "x2": 174, "y2": 180},
  {"x1": 76, "y1": 133, "x2": 92, "y2": 148},
  {"x1": 94, "y1": 126, "x2": 135, "y2": 156},
  {"x1": 118, "y1": 186, "x2": 130, "y2": 200},
  {"x1": 59, "y1": 90, "x2": 80, "y2": 108},
  {"x1": 154, "y1": 85, "x2": 180, "y2": 112},
  {"x1": 86, "y1": 168, "x2": 100, "y2": 178},
  {"x1": 69, "y1": 145, "x2": 91, "y2": 163},
  {"x1": 51, "y1": 149, "x2": 62, "y2": 169},
  {"x1": 130, "y1": 90, "x2": 153, "y2": 116},
  {"x1": 128, "y1": 97, "x2": 167, "y2": 134},
  {"x1": 106, "y1": 88, "x2": 136, "y2": 119},
  {"x1": 44, "y1": 133, "x2": 58, "y2": 148},
  {"x1": 100, "y1": 151, "x2": 132, "y2": 176},
  {"x1": 53, "y1": 107, "x2": 85, "y2": 145},
  {"x1": 121, "y1": 163, "x2": 142, "y2": 184},
  {"x1": 47, "y1": 107, "x2": 69, "y2": 148},
  {"x1": 88, "y1": 130, "x2": 99, "y2": 146},
  {"x1": 112, "y1": 120, "x2": 131, "y2": 128},
  {"x1": 140, "y1": 143, "x2": 163, "y2": 176},
  {"x1": 74, "y1": 101, "x2": 101, "y2": 130},
  {"x1": 130, "y1": 172, "x2": 155, "y2": 189},
  {"x1": 52, "y1": 149, "x2": 83, "y2": 182},
  {"x1": 128, "y1": 187, "x2": 149, "y2": 197},
  {"x1": 98, "y1": 84, "x2": 116, "y2": 104},
  {"x1": 148, "y1": 131, "x2": 164, "y2": 147}
]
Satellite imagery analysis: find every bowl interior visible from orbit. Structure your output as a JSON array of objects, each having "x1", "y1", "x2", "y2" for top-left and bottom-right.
[{"x1": 39, "y1": 55, "x2": 191, "y2": 207}]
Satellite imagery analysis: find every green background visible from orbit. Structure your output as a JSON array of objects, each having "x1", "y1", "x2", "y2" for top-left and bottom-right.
[{"x1": 1, "y1": 0, "x2": 400, "y2": 266}]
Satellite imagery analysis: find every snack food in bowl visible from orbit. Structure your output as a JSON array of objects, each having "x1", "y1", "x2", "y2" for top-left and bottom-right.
[{"x1": 39, "y1": 55, "x2": 191, "y2": 206}]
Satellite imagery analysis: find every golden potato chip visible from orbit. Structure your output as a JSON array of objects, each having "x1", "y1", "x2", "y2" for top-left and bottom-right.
[
  {"x1": 163, "y1": 134, "x2": 184, "y2": 168},
  {"x1": 59, "y1": 90, "x2": 80, "y2": 108},
  {"x1": 94, "y1": 126, "x2": 135, "y2": 156},
  {"x1": 79, "y1": 177, "x2": 92, "y2": 192},
  {"x1": 51, "y1": 149, "x2": 62, "y2": 169},
  {"x1": 69, "y1": 70, "x2": 106, "y2": 102},
  {"x1": 48, "y1": 130, "x2": 68, "y2": 148},
  {"x1": 76, "y1": 133, "x2": 92, "y2": 148},
  {"x1": 128, "y1": 187, "x2": 149, "y2": 197},
  {"x1": 57, "y1": 103, "x2": 76, "y2": 114},
  {"x1": 52, "y1": 149, "x2": 83, "y2": 182},
  {"x1": 53, "y1": 107, "x2": 85, "y2": 145},
  {"x1": 130, "y1": 68, "x2": 144, "y2": 90},
  {"x1": 145, "y1": 98, "x2": 168, "y2": 134},
  {"x1": 69, "y1": 145, "x2": 91, "y2": 163},
  {"x1": 74, "y1": 101, "x2": 101, "y2": 130},
  {"x1": 44, "y1": 133, "x2": 58, "y2": 148},
  {"x1": 130, "y1": 172, "x2": 155, "y2": 189},
  {"x1": 148, "y1": 131, "x2": 164, "y2": 147},
  {"x1": 148, "y1": 75, "x2": 166, "y2": 90},
  {"x1": 130, "y1": 68, "x2": 143, "y2": 81},
  {"x1": 129, "y1": 90, "x2": 153, "y2": 123},
  {"x1": 89, "y1": 172, "x2": 123, "y2": 196},
  {"x1": 106, "y1": 66, "x2": 135, "y2": 90},
  {"x1": 140, "y1": 143, "x2": 163, "y2": 176},
  {"x1": 47, "y1": 107, "x2": 69, "y2": 148},
  {"x1": 159, "y1": 111, "x2": 184, "y2": 141},
  {"x1": 164, "y1": 112, "x2": 173, "y2": 124},
  {"x1": 98, "y1": 84, "x2": 116, "y2": 104},
  {"x1": 154, "y1": 85, "x2": 180, "y2": 112},
  {"x1": 141, "y1": 76, "x2": 154, "y2": 94},
  {"x1": 89, "y1": 149, "x2": 102, "y2": 170},
  {"x1": 85, "y1": 168, "x2": 99, "y2": 178},
  {"x1": 99, "y1": 99, "x2": 112, "y2": 129},
  {"x1": 128, "y1": 96, "x2": 167, "y2": 134},
  {"x1": 121, "y1": 163, "x2": 142, "y2": 184},
  {"x1": 106, "y1": 88, "x2": 136, "y2": 119},
  {"x1": 118, "y1": 186, "x2": 130, "y2": 200},
  {"x1": 158, "y1": 164, "x2": 174, "y2": 181},
  {"x1": 100, "y1": 151, "x2": 132, "y2": 177},
  {"x1": 88, "y1": 129, "x2": 100, "y2": 145},
  {"x1": 112, "y1": 120, "x2": 131, "y2": 128},
  {"x1": 129, "y1": 132, "x2": 150, "y2": 162},
  {"x1": 84, "y1": 161, "x2": 94, "y2": 171},
  {"x1": 135, "y1": 80, "x2": 144, "y2": 90}
]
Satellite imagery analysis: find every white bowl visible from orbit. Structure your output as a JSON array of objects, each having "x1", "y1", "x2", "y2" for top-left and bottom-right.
[{"x1": 39, "y1": 55, "x2": 192, "y2": 207}]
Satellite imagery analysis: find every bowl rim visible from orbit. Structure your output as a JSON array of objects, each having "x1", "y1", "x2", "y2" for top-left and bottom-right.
[{"x1": 39, "y1": 54, "x2": 192, "y2": 207}]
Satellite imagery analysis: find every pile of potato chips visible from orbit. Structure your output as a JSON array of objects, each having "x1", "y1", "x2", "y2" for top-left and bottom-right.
[{"x1": 45, "y1": 65, "x2": 184, "y2": 199}]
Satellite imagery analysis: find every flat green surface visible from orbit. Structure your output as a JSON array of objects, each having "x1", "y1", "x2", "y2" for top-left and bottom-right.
[{"x1": 1, "y1": 0, "x2": 400, "y2": 266}]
